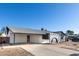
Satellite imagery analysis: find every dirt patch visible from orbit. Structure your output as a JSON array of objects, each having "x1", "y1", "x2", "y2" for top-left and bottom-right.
[
  {"x1": 58, "y1": 42, "x2": 79, "y2": 51},
  {"x1": 0, "y1": 47, "x2": 34, "y2": 56},
  {"x1": 61, "y1": 46, "x2": 79, "y2": 51}
]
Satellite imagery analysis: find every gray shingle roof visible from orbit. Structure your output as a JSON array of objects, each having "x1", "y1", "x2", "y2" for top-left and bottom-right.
[
  {"x1": 51, "y1": 31, "x2": 66, "y2": 35},
  {"x1": 6, "y1": 26, "x2": 50, "y2": 34}
]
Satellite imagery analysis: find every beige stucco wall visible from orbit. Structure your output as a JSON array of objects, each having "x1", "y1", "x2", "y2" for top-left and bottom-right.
[
  {"x1": 42, "y1": 39, "x2": 50, "y2": 43},
  {"x1": 30, "y1": 34, "x2": 42, "y2": 43},
  {"x1": 7, "y1": 30, "x2": 14, "y2": 44},
  {"x1": 15, "y1": 34, "x2": 27, "y2": 43},
  {"x1": 8, "y1": 31, "x2": 27, "y2": 44},
  {"x1": 8, "y1": 30, "x2": 43, "y2": 44},
  {"x1": 10, "y1": 33, "x2": 14, "y2": 44}
]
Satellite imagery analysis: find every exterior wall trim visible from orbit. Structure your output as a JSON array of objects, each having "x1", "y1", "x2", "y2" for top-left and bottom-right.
[{"x1": 14, "y1": 33, "x2": 15, "y2": 44}]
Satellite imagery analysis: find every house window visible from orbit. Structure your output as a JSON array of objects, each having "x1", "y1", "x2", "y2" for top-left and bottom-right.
[{"x1": 42, "y1": 33, "x2": 49, "y2": 39}]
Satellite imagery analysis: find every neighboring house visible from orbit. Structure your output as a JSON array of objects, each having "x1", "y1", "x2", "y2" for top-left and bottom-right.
[
  {"x1": 67, "y1": 34, "x2": 79, "y2": 42},
  {"x1": 74, "y1": 34, "x2": 79, "y2": 38},
  {"x1": 1, "y1": 32, "x2": 7, "y2": 37},
  {"x1": 1, "y1": 26, "x2": 66, "y2": 44},
  {"x1": 0, "y1": 32, "x2": 9, "y2": 44}
]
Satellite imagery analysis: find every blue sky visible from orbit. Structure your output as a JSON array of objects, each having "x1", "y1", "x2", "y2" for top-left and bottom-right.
[{"x1": 0, "y1": 3, "x2": 79, "y2": 33}]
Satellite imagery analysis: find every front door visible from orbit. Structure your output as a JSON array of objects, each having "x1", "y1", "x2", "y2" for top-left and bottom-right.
[{"x1": 27, "y1": 35, "x2": 30, "y2": 43}]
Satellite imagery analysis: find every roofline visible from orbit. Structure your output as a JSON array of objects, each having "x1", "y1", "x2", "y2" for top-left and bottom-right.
[
  {"x1": 6, "y1": 26, "x2": 66, "y2": 35},
  {"x1": 13, "y1": 33, "x2": 45, "y2": 35},
  {"x1": 6, "y1": 26, "x2": 14, "y2": 33},
  {"x1": 6, "y1": 26, "x2": 46, "y2": 34},
  {"x1": 50, "y1": 31, "x2": 66, "y2": 35}
]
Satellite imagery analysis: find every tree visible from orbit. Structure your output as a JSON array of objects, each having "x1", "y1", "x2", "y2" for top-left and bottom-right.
[
  {"x1": 0, "y1": 32, "x2": 2, "y2": 36},
  {"x1": 66, "y1": 30, "x2": 74, "y2": 35},
  {"x1": 1, "y1": 27, "x2": 6, "y2": 33}
]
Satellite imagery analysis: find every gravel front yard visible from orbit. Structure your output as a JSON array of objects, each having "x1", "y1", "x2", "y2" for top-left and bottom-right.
[{"x1": 0, "y1": 47, "x2": 34, "y2": 56}]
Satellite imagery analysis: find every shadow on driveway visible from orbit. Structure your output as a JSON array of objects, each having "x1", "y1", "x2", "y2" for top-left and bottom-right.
[{"x1": 70, "y1": 53, "x2": 79, "y2": 56}]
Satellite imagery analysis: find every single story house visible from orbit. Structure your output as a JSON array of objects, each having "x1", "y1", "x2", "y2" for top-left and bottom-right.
[{"x1": 1, "y1": 26, "x2": 66, "y2": 44}]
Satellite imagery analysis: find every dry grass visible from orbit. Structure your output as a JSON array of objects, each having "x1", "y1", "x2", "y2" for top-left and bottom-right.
[
  {"x1": 59, "y1": 42, "x2": 79, "y2": 51},
  {"x1": 61, "y1": 46, "x2": 79, "y2": 51},
  {"x1": 0, "y1": 47, "x2": 34, "y2": 56}
]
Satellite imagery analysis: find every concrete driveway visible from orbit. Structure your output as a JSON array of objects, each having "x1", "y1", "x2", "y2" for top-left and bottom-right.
[
  {"x1": 20, "y1": 44, "x2": 79, "y2": 56},
  {"x1": 1, "y1": 44, "x2": 79, "y2": 56}
]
